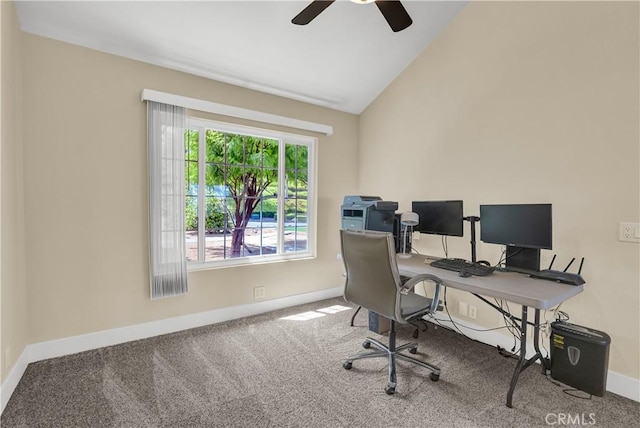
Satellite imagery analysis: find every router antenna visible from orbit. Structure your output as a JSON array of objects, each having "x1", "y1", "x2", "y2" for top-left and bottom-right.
[
  {"x1": 548, "y1": 254, "x2": 556, "y2": 270},
  {"x1": 578, "y1": 257, "x2": 584, "y2": 274},
  {"x1": 563, "y1": 258, "x2": 575, "y2": 272}
]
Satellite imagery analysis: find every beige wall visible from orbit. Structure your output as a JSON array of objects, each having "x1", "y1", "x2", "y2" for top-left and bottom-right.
[
  {"x1": 360, "y1": 1, "x2": 639, "y2": 379},
  {"x1": 18, "y1": 33, "x2": 358, "y2": 344},
  {"x1": 2, "y1": 0, "x2": 639, "y2": 387},
  {"x1": 1, "y1": 0, "x2": 28, "y2": 383}
]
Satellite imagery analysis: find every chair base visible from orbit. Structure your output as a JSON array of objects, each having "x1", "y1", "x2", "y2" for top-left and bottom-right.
[{"x1": 343, "y1": 321, "x2": 440, "y2": 394}]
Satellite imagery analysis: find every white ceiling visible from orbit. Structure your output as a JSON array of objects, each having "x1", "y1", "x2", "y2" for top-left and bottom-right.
[{"x1": 15, "y1": 0, "x2": 468, "y2": 114}]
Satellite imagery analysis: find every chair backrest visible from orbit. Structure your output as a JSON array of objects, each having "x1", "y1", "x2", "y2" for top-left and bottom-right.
[{"x1": 340, "y1": 229, "x2": 402, "y2": 321}]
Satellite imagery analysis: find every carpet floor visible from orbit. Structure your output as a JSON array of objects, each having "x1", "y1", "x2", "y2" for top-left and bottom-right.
[{"x1": 2, "y1": 297, "x2": 638, "y2": 427}]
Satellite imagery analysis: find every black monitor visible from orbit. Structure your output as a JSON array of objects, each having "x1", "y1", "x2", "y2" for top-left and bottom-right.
[
  {"x1": 411, "y1": 200, "x2": 464, "y2": 237},
  {"x1": 480, "y1": 204, "x2": 552, "y2": 273}
]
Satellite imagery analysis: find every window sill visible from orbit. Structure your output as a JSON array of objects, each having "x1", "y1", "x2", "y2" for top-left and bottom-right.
[{"x1": 187, "y1": 252, "x2": 315, "y2": 272}]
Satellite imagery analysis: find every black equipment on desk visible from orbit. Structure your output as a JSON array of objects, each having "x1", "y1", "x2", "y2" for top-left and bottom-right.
[
  {"x1": 480, "y1": 204, "x2": 552, "y2": 273},
  {"x1": 530, "y1": 270, "x2": 585, "y2": 285},
  {"x1": 341, "y1": 196, "x2": 406, "y2": 253},
  {"x1": 550, "y1": 321, "x2": 610, "y2": 397},
  {"x1": 341, "y1": 196, "x2": 397, "y2": 232},
  {"x1": 529, "y1": 255, "x2": 585, "y2": 285},
  {"x1": 430, "y1": 258, "x2": 495, "y2": 277},
  {"x1": 393, "y1": 213, "x2": 412, "y2": 254}
]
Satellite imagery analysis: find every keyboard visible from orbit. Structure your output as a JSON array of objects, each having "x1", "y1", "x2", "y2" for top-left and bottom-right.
[{"x1": 430, "y1": 258, "x2": 495, "y2": 277}]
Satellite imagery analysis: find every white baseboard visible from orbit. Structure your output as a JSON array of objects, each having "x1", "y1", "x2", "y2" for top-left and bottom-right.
[
  {"x1": 26, "y1": 287, "x2": 343, "y2": 363},
  {"x1": 2, "y1": 287, "x2": 638, "y2": 414},
  {"x1": 0, "y1": 347, "x2": 30, "y2": 414},
  {"x1": 425, "y1": 313, "x2": 640, "y2": 402},
  {"x1": 606, "y1": 371, "x2": 640, "y2": 402},
  {"x1": 1, "y1": 286, "x2": 343, "y2": 414}
]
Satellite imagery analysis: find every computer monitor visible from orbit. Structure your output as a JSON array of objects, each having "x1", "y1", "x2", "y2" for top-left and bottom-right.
[
  {"x1": 480, "y1": 204, "x2": 552, "y2": 273},
  {"x1": 411, "y1": 200, "x2": 464, "y2": 237}
]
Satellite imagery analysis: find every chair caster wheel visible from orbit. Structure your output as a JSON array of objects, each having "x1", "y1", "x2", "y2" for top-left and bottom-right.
[
  {"x1": 409, "y1": 347, "x2": 417, "y2": 354},
  {"x1": 343, "y1": 361, "x2": 353, "y2": 370},
  {"x1": 429, "y1": 372, "x2": 440, "y2": 382},
  {"x1": 385, "y1": 385, "x2": 395, "y2": 395},
  {"x1": 412, "y1": 329, "x2": 419, "y2": 339},
  {"x1": 362, "y1": 340, "x2": 371, "y2": 349}
]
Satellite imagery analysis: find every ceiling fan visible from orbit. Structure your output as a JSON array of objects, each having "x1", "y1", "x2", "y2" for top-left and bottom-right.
[{"x1": 292, "y1": 0, "x2": 413, "y2": 33}]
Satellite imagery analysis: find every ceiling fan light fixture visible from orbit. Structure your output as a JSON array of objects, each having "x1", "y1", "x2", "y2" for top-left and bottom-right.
[{"x1": 350, "y1": 0, "x2": 376, "y2": 4}]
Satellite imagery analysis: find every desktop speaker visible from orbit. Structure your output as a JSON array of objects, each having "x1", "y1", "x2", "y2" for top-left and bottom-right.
[{"x1": 550, "y1": 321, "x2": 610, "y2": 397}]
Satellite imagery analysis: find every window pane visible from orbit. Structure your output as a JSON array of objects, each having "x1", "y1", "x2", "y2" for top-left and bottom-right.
[
  {"x1": 202, "y1": 197, "x2": 236, "y2": 262},
  {"x1": 205, "y1": 233, "x2": 229, "y2": 262},
  {"x1": 226, "y1": 134, "x2": 244, "y2": 165},
  {"x1": 186, "y1": 122, "x2": 313, "y2": 266},
  {"x1": 205, "y1": 164, "x2": 225, "y2": 194},
  {"x1": 284, "y1": 143, "x2": 309, "y2": 254},
  {"x1": 283, "y1": 189, "x2": 308, "y2": 254},
  {"x1": 224, "y1": 135, "x2": 279, "y2": 259},
  {"x1": 245, "y1": 137, "x2": 263, "y2": 167},
  {"x1": 205, "y1": 130, "x2": 225, "y2": 163},
  {"x1": 185, "y1": 195, "x2": 198, "y2": 261},
  {"x1": 285, "y1": 144, "x2": 308, "y2": 170},
  {"x1": 204, "y1": 196, "x2": 230, "y2": 262},
  {"x1": 284, "y1": 225, "x2": 307, "y2": 253},
  {"x1": 185, "y1": 130, "x2": 199, "y2": 161},
  {"x1": 261, "y1": 193, "x2": 277, "y2": 220},
  {"x1": 185, "y1": 129, "x2": 199, "y2": 262}
]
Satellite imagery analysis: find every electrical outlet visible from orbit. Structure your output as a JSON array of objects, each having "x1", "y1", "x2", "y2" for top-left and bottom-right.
[
  {"x1": 468, "y1": 306, "x2": 477, "y2": 320},
  {"x1": 253, "y1": 286, "x2": 266, "y2": 300},
  {"x1": 619, "y1": 222, "x2": 640, "y2": 243},
  {"x1": 458, "y1": 302, "x2": 468, "y2": 317}
]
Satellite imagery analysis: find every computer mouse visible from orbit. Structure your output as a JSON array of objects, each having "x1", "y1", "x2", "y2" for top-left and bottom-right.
[{"x1": 458, "y1": 271, "x2": 472, "y2": 278}]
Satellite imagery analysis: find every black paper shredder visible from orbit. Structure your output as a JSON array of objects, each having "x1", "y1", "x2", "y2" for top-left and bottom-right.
[{"x1": 550, "y1": 321, "x2": 611, "y2": 397}]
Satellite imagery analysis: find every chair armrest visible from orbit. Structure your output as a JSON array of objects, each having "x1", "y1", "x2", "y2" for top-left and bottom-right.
[{"x1": 401, "y1": 274, "x2": 443, "y2": 313}]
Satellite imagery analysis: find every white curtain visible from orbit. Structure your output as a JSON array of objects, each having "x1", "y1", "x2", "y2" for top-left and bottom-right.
[{"x1": 147, "y1": 101, "x2": 188, "y2": 299}]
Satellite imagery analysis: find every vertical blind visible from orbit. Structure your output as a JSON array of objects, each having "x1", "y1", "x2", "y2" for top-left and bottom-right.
[{"x1": 147, "y1": 101, "x2": 188, "y2": 299}]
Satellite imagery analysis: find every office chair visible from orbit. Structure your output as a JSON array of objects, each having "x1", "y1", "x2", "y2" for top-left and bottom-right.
[{"x1": 340, "y1": 229, "x2": 443, "y2": 395}]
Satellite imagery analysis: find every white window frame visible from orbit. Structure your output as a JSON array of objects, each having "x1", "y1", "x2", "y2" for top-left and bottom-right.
[{"x1": 186, "y1": 117, "x2": 317, "y2": 271}]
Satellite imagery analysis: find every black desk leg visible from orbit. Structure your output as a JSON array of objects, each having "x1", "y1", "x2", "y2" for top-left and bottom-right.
[
  {"x1": 506, "y1": 307, "x2": 547, "y2": 408},
  {"x1": 507, "y1": 305, "x2": 528, "y2": 408},
  {"x1": 533, "y1": 309, "x2": 549, "y2": 373}
]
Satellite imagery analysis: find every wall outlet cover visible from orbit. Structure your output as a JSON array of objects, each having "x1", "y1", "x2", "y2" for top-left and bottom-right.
[{"x1": 619, "y1": 222, "x2": 640, "y2": 243}]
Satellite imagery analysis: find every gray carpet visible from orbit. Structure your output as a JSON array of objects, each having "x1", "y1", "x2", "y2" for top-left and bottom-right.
[{"x1": 2, "y1": 298, "x2": 638, "y2": 427}]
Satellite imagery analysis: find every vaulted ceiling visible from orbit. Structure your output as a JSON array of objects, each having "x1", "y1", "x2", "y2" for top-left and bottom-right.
[{"x1": 15, "y1": 1, "x2": 468, "y2": 114}]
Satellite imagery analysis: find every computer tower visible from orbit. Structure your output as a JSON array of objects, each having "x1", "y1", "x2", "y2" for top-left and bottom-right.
[
  {"x1": 550, "y1": 321, "x2": 611, "y2": 397},
  {"x1": 393, "y1": 213, "x2": 412, "y2": 254}
]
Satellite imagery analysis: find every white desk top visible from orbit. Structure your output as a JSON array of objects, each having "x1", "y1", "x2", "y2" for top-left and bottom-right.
[{"x1": 397, "y1": 255, "x2": 583, "y2": 310}]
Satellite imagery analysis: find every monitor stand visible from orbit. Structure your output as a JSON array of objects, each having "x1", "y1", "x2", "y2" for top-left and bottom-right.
[
  {"x1": 464, "y1": 216, "x2": 480, "y2": 263},
  {"x1": 505, "y1": 246, "x2": 540, "y2": 274}
]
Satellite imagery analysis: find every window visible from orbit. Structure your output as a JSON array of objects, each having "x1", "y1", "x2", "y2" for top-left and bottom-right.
[{"x1": 185, "y1": 118, "x2": 316, "y2": 268}]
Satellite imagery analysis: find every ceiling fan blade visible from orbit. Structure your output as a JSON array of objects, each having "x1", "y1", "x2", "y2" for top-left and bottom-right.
[
  {"x1": 375, "y1": 1, "x2": 413, "y2": 32},
  {"x1": 292, "y1": 1, "x2": 336, "y2": 25}
]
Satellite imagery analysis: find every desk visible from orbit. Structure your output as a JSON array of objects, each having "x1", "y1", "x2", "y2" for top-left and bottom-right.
[{"x1": 397, "y1": 254, "x2": 584, "y2": 408}]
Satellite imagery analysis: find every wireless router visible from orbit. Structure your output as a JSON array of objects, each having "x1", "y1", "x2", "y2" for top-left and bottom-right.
[{"x1": 529, "y1": 255, "x2": 585, "y2": 285}]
